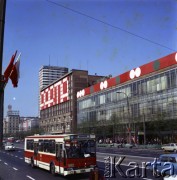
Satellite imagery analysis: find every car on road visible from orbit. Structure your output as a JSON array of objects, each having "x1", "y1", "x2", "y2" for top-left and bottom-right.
[
  {"x1": 122, "y1": 143, "x2": 135, "y2": 148},
  {"x1": 4, "y1": 142, "x2": 15, "y2": 151},
  {"x1": 161, "y1": 143, "x2": 177, "y2": 152},
  {"x1": 15, "y1": 139, "x2": 21, "y2": 143},
  {"x1": 150, "y1": 154, "x2": 177, "y2": 177}
]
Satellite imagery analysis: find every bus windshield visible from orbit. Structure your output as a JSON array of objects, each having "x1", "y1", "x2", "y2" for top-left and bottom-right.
[{"x1": 65, "y1": 140, "x2": 96, "y2": 158}]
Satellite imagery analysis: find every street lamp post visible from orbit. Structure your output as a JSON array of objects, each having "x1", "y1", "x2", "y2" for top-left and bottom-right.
[
  {"x1": 143, "y1": 112, "x2": 146, "y2": 145},
  {"x1": 116, "y1": 91, "x2": 131, "y2": 144}
]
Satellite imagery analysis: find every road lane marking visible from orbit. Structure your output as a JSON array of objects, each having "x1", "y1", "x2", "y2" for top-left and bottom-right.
[
  {"x1": 97, "y1": 152, "x2": 155, "y2": 159},
  {"x1": 26, "y1": 175, "x2": 35, "y2": 180},
  {"x1": 19, "y1": 157, "x2": 23, "y2": 160},
  {"x1": 4, "y1": 162, "x2": 8, "y2": 165},
  {"x1": 15, "y1": 156, "x2": 18, "y2": 158},
  {"x1": 13, "y1": 167, "x2": 18, "y2": 171}
]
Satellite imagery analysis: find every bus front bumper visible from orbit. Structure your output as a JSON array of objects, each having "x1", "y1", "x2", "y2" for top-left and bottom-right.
[{"x1": 64, "y1": 167, "x2": 94, "y2": 176}]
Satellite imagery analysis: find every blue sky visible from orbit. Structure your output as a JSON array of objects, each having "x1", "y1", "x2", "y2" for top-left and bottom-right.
[{"x1": 2, "y1": 0, "x2": 177, "y2": 117}]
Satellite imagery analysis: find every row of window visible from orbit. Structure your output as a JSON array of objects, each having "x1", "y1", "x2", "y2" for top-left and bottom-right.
[
  {"x1": 40, "y1": 101, "x2": 72, "y2": 119},
  {"x1": 78, "y1": 69, "x2": 177, "y2": 110},
  {"x1": 41, "y1": 123, "x2": 70, "y2": 132},
  {"x1": 26, "y1": 140, "x2": 56, "y2": 154},
  {"x1": 78, "y1": 97, "x2": 177, "y2": 124},
  {"x1": 78, "y1": 69, "x2": 177, "y2": 124}
]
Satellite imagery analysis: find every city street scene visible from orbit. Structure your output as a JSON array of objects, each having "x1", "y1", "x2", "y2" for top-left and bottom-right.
[{"x1": 0, "y1": 0, "x2": 176, "y2": 180}]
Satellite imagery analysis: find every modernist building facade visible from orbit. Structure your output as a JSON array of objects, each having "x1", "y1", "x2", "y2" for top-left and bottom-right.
[
  {"x1": 77, "y1": 53, "x2": 177, "y2": 144},
  {"x1": 39, "y1": 69, "x2": 103, "y2": 134}
]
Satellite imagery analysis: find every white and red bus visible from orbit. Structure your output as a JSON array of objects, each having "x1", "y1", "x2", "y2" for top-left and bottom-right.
[{"x1": 24, "y1": 134, "x2": 96, "y2": 176}]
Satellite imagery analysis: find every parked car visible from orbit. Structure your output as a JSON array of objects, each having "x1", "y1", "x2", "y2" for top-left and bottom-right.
[
  {"x1": 122, "y1": 143, "x2": 134, "y2": 148},
  {"x1": 117, "y1": 143, "x2": 123, "y2": 148},
  {"x1": 161, "y1": 143, "x2": 177, "y2": 152},
  {"x1": 150, "y1": 154, "x2": 177, "y2": 177},
  {"x1": 4, "y1": 142, "x2": 15, "y2": 151},
  {"x1": 15, "y1": 139, "x2": 21, "y2": 143}
]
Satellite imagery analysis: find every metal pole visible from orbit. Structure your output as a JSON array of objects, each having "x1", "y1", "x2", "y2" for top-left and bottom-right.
[
  {"x1": 143, "y1": 113, "x2": 146, "y2": 145},
  {"x1": 0, "y1": 0, "x2": 6, "y2": 149},
  {"x1": 126, "y1": 95, "x2": 131, "y2": 144}
]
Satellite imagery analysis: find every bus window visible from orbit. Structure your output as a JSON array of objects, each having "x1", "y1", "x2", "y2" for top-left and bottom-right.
[
  {"x1": 49, "y1": 140, "x2": 55, "y2": 154},
  {"x1": 87, "y1": 140, "x2": 96, "y2": 155},
  {"x1": 44, "y1": 140, "x2": 49, "y2": 152},
  {"x1": 80, "y1": 140, "x2": 96, "y2": 157},
  {"x1": 65, "y1": 143, "x2": 84, "y2": 158},
  {"x1": 27, "y1": 140, "x2": 34, "y2": 150},
  {"x1": 38, "y1": 140, "x2": 44, "y2": 152}
]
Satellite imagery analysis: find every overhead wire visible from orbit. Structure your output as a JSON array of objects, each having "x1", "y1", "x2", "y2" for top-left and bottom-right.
[{"x1": 46, "y1": 0, "x2": 176, "y2": 52}]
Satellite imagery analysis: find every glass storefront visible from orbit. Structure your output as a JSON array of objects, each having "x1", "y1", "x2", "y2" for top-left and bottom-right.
[{"x1": 77, "y1": 67, "x2": 177, "y2": 144}]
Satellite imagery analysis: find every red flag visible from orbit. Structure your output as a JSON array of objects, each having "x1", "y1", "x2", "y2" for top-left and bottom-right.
[
  {"x1": 3, "y1": 51, "x2": 17, "y2": 81},
  {"x1": 9, "y1": 53, "x2": 21, "y2": 87}
]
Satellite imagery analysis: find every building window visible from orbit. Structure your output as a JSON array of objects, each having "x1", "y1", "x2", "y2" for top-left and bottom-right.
[{"x1": 99, "y1": 94, "x2": 105, "y2": 104}]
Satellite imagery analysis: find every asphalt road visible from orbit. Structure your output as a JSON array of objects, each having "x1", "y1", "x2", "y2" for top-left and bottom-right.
[
  {"x1": 0, "y1": 147, "x2": 88, "y2": 180},
  {"x1": 97, "y1": 146, "x2": 163, "y2": 157},
  {"x1": 0, "y1": 143, "x2": 165, "y2": 180},
  {"x1": 97, "y1": 151, "x2": 163, "y2": 180}
]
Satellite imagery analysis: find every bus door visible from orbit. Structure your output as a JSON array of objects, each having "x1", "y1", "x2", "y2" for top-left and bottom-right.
[
  {"x1": 33, "y1": 142, "x2": 39, "y2": 166},
  {"x1": 56, "y1": 143, "x2": 64, "y2": 173}
]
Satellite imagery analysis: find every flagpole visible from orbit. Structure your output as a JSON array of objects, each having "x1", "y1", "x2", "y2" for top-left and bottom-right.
[{"x1": 0, "y1": 0, "x2": 6, "y2": 149}]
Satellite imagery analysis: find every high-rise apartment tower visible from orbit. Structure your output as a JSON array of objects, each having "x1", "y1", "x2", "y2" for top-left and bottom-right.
[{"x1": 39, "y1": 66, "x2": 68, "y2": 90}]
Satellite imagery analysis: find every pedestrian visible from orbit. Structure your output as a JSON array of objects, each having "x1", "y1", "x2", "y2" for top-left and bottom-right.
[{"x1": 89, "y1": 167, "x2": 105, "y2": 180}]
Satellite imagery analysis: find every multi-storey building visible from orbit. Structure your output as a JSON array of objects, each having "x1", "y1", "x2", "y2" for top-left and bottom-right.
[
  {"x1": 39, "y1": 69, "x2": 104, "y2": 134},
  {"x1": 38, "y1": 66, "x2": 69, "y2": 117},
  {"x1": 19, "y1": 117, "x2": 39, "y2": 132},
  {"x1": 3, "y1": 105, "x2": 20, "y2": 135},
  {"x1": 77, "y1": 53, "x2": 177, "y2": 144},
  {"x1": 39, "y1": 66, "x2": 68, "y2": 90},
  {"x1": 3, "y1": 120, "x2": 8, "y2": 134}
]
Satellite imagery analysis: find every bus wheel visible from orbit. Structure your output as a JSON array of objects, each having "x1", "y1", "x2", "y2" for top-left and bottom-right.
[
  {"x1": 31, "y1": 158, "x2": 35, "y2": 168},
  {"x1": 50, "y1": 163, "x2": 55, "y2": 175}
]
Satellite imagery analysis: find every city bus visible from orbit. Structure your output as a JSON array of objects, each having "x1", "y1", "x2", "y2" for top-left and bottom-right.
[{"x1": 24, "y1": 133, "x2": 96, "y2": 176}]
